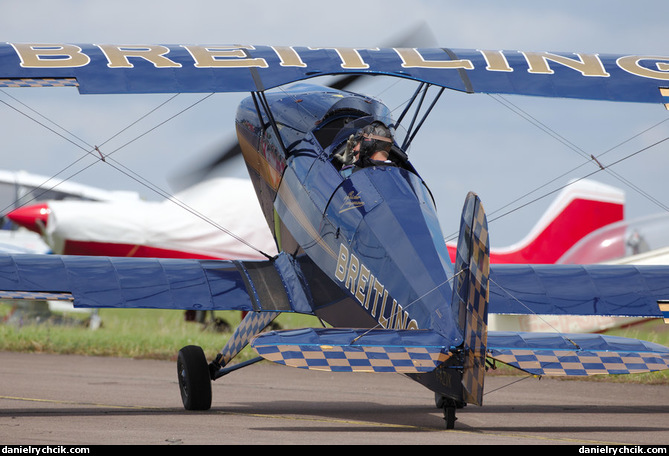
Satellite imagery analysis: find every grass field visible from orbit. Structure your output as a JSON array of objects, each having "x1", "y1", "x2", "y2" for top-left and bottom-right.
[
  {"x1": 0, "y1": 304, "x2": 322, "y2": 361},
  {"x1": 1, "y1": 302, "x2": 667, "y2": 384}
]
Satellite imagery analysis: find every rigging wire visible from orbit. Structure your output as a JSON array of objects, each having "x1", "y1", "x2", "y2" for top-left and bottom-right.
[
  {"x1": 482, "y1": 373, "x2": 538, "y2": 397},
  {"x1": 444, "y1": 133, "x2": 669, "y2": 244},
  {"x1": 486, "y1": 136, "x2": 669, "y2": 228},
  {"x1": 439, "y1": 95, "x2": 669, "y2": 243},
  {"x1": 486, "y1": 94, "x2": 669, "y2": 215},
  {"x1": 0, "y1": 89, "x2": 273, "y2": 259},
  {"x1": 0, "y1": 89, "x2": 182, "y2": 213}
]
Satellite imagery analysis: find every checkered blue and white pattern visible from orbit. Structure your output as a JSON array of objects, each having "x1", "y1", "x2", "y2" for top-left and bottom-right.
[
  {"x1": 454, "y1": 192, "x2": 490, "y2": 406},
  {"x1": 0, "y1": 291, "x2": 73, "y2": 301},
  {"x1": 253, "y1": 341, "x2": 452, "y2": 373},
  {"x1": 488, "y1": 348, "x2": 669, "y2": 376},
  {"x1": 0, "y1": 78, "x2": 78, "y2": 87},
  {"x1": 218, "y1": 311, "x2": 280, "y2": 366}
]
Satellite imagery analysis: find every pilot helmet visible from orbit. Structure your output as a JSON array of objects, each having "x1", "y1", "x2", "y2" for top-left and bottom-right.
[{"x1": 355, "y1": 121, "x2": 393, "y2": 157}]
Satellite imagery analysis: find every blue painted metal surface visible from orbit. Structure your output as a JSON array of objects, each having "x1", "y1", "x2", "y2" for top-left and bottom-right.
[{"x1": 0, "y1": 253, "x2": 321, "y2": 312}]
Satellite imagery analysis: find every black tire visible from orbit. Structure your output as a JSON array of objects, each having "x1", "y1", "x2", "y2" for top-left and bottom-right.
[
  {"x1": 444, "y1": 406, "x2": 457, "y2": 429},
  {"x1": 177, "y1": 345, "x2": 212, "y2": 411}
]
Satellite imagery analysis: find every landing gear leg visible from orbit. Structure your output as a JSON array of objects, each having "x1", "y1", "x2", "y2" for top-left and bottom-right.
[
  {"x1": 177, "y1": 312, "x2": 280, "y2": 411},
  {"x1": 177, "y1": 345, "x2": 212, "y2": 410},
  {"x1": 209, "y1": 311, "x2": 280, "y2": 377}
]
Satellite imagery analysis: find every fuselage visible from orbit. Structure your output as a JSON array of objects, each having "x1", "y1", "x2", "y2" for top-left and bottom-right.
[{"x1": 235, "y1": 83, "x2": 462, "y2": 345}]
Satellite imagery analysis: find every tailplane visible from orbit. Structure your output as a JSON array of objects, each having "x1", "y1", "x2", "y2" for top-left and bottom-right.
[{"x1": 451, "y1": 192, "x2": 490, "y2": 406}]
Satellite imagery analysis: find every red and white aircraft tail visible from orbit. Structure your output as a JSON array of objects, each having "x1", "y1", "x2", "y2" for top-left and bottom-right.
[
  {"x1": 446, "y1": 179, "x2": 625, "y2": 264},
  {"x1": 7, "y1": 177, "x2": 278, "y2": 260},
  {"x1": 8, "y1": 178, "x2": 623, "y2": 266}
]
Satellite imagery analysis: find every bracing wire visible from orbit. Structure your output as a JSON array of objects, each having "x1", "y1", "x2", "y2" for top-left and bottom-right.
[
  {"x1": 438, "y1": 94, "x2": 669, "y2": 243},
  {"x1": 486, "y1": 94, "x2": 669, "y2": 216},
  {"x1": 0, "y1": 89, "x2": 274, "y2": 259}
]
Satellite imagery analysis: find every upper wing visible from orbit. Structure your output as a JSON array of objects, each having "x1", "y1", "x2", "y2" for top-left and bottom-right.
[
  {"x1": 0, "y1": 252, "x2": 312, "y2": 314},
  {"x1": 1, "y1": 44, "x2": 668, "y2": 105},
  {"x1": 489, "y1": 263, "x2": 669, "y2": 319}
]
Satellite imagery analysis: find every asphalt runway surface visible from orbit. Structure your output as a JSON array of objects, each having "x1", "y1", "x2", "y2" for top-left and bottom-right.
[{"x1": 0, "y1": 351, "x2": 668, "y2": 445}]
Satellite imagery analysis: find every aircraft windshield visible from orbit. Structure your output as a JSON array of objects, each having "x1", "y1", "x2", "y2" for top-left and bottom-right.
[{"x1": 557, "y1": 212, "x2": 669, "y2": 264}]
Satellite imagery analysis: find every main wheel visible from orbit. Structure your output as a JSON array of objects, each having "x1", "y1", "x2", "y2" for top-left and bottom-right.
[{"x1": 177, "y1": 345, "x2": 212, "y2": 411}]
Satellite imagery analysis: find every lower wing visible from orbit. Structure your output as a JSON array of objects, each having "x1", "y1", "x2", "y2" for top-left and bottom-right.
[
  {"x1": 489, "y1": 264, "x2": 669, "y2": 320},
  {"x1": 0, "y1": 252, "x2": 311, "y2": 314}
]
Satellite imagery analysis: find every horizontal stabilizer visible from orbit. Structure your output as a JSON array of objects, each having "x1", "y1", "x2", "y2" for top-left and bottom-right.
[
  {"x1": 251, "y1": 327, "x2": 454, "y2": 373},
  {"x1": 487, "y1": 331, "x2": 669, "y2": 376}
]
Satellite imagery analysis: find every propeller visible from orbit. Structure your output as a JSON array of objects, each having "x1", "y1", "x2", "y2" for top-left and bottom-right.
[{"x1": 169, "y1": 23, "x2": 437, "y2": 191}]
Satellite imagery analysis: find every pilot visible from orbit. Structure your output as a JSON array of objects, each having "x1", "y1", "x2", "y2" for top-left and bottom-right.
[{"x1": 337, "y1": 121, "x2": 395, "y2": 177}]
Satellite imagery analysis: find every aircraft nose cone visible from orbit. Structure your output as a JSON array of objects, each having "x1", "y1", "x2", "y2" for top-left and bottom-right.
[{"x1": 7, "y1": 203, "x2": 50, "y2": 233}]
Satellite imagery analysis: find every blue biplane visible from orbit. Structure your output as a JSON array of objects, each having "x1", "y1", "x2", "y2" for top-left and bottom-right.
[{"x1": 1, "y1": 43, "x2": 668, "y2": 428}]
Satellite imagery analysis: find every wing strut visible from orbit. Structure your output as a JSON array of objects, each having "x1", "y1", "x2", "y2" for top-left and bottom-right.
[
  {"x1": 251, "y1": 90, "x2": 288, "y2": 158},
  {"x1": 396, "y1": 83, "x2": 445, "y2": 151},
  {"x1": 208, "y1": 310, "x2": 281, "y2": 379}
]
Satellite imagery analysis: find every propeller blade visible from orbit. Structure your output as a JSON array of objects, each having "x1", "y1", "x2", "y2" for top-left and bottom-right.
[{"x1": 171, "y1": 23, "x2": 437, "y2": 190}]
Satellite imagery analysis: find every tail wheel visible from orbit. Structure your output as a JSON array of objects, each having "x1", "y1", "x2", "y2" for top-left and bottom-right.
[
  {"x1": 436, "y1": 394, "x2": 461, "y2": 429},
  {"x1": 443, "y1": 404, "x2": 457, "y2": 429},
  {"x1": 177, "y1": 345, "x2": 212, "y2": 411}
]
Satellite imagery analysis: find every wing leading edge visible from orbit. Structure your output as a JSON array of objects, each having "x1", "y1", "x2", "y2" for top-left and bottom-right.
[{"x1": 1, "y1": 44, "x2": 669, "y2": 105}]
